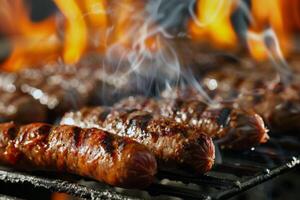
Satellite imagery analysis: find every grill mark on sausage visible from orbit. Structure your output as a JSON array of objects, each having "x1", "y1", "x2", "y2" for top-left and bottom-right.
[
  {"x1": 127, "y1": 113, "x2": 153, "y2": 131},
  {"x1": 38, "y1": 124, "x2": 52, "y2": 135},
  {"x1": 101, "y1": 134, "x2": 115, "y2": 155},
  {"x1": 61, "y1": 107, "x2": 216, "y2": 174},
  {"x1": 7, "y1": 126, "x2": 18, "y2": 140},
  {"x1": 0, "y1": 122, "x2": 157, "y2": 188},
  {"x1": 97, "y1": 108, "x2": 111, "y2": 122},
  {"x1": 172, "y1": 99, "x2": 184, "y2": 114},
  {"x1": 73, "y1": 126, "x2": 82, "y2": 147},
  {"x1": 114, "y1": 96, "x2": 268, "y2": 149}
]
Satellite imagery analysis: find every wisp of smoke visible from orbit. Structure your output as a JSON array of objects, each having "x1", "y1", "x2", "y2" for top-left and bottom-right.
[
  {"x1": 189, "y1": 0, "x2": 229, "y2": 28},
  {"x1": 247, "y1": 29, "x2": 293, "y2": 84},
  {"x1": 103, "y1": 1, "x2": 195, "y2": 98},
  {"x1": 237, "y1": 0, "x2": 293, "y2": 84}
]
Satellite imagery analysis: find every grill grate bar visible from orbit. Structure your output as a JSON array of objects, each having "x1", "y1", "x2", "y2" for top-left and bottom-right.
[
  {"x1": 0, "y1": 169, "x2": 138, "y2": 200},
  {"x1": 147, "y1": 183, "x2": 210, "y2": 200},
  {"x1": 0, "y1": 138, "x2": 299, "y2": 200},
  {"x1": 214, "y1": 156, "x2": 300, "y2": 200},
  {"x1": 157, "y1": 169, "x2": 237, "y2": 190},
  {"x1": 212, "y1": 163, "x2": 264, "y2": 177}
]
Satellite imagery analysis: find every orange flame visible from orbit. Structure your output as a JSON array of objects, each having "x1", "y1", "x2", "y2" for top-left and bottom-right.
[
  {"x1": 111, "y1": 0, "x2": 145, "y2": 47},
  {"x1": 189, "y1": 0, "x2": 237, "y2": 48},
  {"x1": 82, "y1": 0, "x2": 108, "y2": 51},
  {"x1": 54, "y1": 0, "x2": 88, "y2": 64},
  {"x1": 0, "y1": 0, "x2": 156, "y2": 70},
  {"x1": 247, "y1": 0, "x2": 291, "y2": 60},
  {"x1": 189, "y1": 0, "x2": 298, "y2": 61},
  {"x1": 1, "y1": 0, "x2": 299, "y2": 71},
  {"x1": 0, "y1": 0, "x2": 60, "y2": 71}
]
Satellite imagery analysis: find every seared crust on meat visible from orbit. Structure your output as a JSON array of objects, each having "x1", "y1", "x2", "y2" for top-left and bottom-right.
[
  {"x1": 61, "y1": 107, "x2": 215, "y2": 174},
  {"x1": 0, "y1": 122, "x2": 157, "y2": 188},
  {"x1": 115, "y1": 97, "x2": 269, "y2": 149}
]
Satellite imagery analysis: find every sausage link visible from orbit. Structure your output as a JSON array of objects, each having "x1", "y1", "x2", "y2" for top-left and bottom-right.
[
  {"x1": 0, "y1": 122, "x2": 157, "y2": 188},
  {"x1": 61, "y1": 107, "x2": 215, "y2": 174},
  {"x1": 168, "y1": 66, "x2": 300, "y2": 132},
  {"x1": 115, "y1": 97, "x2": 269, "y2": 149}
]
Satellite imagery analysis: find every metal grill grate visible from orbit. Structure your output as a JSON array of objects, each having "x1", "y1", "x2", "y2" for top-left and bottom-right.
[{"x1": 0, "y1": 134, "x2": 299, "y2": 200}]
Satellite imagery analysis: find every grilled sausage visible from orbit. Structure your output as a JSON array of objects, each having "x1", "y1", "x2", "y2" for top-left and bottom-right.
[
  {"x1": 199, "y1": 67, "x2": 300, "y2": 132},
  {"x1": 162, "y1": 74, "x2": 300, "y2": 133},
  {"x1": 115, "y1": 97, "x2": 269, "y2": 149},
  {"x1": 0, "y1": 90, "x2": 46, "y2": 123},
  {"x1": 61, "y1": 107, "x2": 215, "y2": 174},
  {"x1": 0, "y1": 122, "x2": 157, "y2": 188},
  {"x1": 0, "y1": 65, "x2": 96, "y2": 120}
]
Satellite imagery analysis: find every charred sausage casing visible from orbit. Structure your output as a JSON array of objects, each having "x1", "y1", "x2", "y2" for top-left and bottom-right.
[
  {"x1": 0, "y1": 122, "x2": 157, "y2": 188},
  {"x1": 61, "y1": 107, "x2": 215, "y2": 174},
  {"x1": 115, "y1": 97, "x2": 269, "y2": 149}
]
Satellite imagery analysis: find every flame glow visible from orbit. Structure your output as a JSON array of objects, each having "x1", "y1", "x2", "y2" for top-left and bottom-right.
[
  {"x1": 54, "y1": 0, "x2": 88, "y2": 64},
  {"x1": 189, "y1": 0, "x2": 237, "y2": 48},
  {"x1": 0, "y1": 0, "x2": 299, "y2": 71},
  {"x1": 247, "y1": 0, "x2": 291, "y2": 60},
  {"x1": 0, "y1": 0, "x2": 60, "y2": 71}
]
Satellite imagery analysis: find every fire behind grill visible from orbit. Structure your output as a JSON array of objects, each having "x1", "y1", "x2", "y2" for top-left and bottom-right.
[{"x1": 0, "y1": 133, "x2": 298, "y2": 200}]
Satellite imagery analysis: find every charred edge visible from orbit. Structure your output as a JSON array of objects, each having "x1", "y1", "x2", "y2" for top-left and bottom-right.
[
  {"x1": 102, "y1": 134, "x2": 115, "y2": 155},
  {"x1": 37, "y1": 124, "x2": 52, "y2": 136},
  {"x1": 217, "y1": 107, "x2": 232, "y2": 127},
  {"x1": 117, "y1": 139, "x2": 126, "y2": 152},
  {"x1": 97, "y1": 108, "x2": 111, "y2": 121},
  {"x1": 72, "y1": 126, "x2": 82, "y2": 147},
  {"x1": 117, "y1": 109, "x2": 138, "y2": 124},
  {"x1": 172, "y1": 99, "x2": 184, "y2": 113},
  {"x1": 125, "y1": 108, "x2": 140, "y2": 114},
  {"x1": 7, "y1": 126, "x2": 19, "y2": 140},
  {"x1": 128, "y1": 113, "x2": 153, "y2": 131}
]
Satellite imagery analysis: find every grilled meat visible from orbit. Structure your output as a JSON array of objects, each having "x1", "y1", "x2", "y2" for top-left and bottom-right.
[
  {"x1": 0, "y1": 65, "x2": 96, "y2": 120},
  {"x1": 115, "y1": 97, "x2": 269, "y2": 149},
  {"x1": 0, "y1": 122, "x2": 157, "y2": 188},
  {"x1": 200, "y1": 67, "x2": 300, "y2": 132},
  {"x1": 235, "y1": 84, "x2": 300, "y2": 132},
  {"x1": 18, "y1": 66, "x2": 95, "y2": 116},
  {"x1": 0, "y1": 90, "x2": 46, "y2": 123},
  {"x1": 61, "y1": 107, "x2": 215, "y2": 174},
  {"x1": 161, "y1": 65, "x2": 300, "y2": 132}
]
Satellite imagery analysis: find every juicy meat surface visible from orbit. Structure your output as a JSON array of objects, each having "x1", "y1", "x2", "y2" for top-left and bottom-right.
[
  {"x1": 164, "y1": 65, "x2": 300, "y2": 132},
  {"x1": 61, "y1": 107, "x2": 215, "y2": 174},
  {"x1": 115, "y1": 97, "x2": 269, "y2": 149},
  {"x1": 0, "y1": 122, "x2": 157, "y2": 188}
]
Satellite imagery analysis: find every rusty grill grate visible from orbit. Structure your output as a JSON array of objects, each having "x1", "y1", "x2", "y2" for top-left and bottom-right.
[{"x1": 0, "y1": 134, "x2": 299, "y2": 200}]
